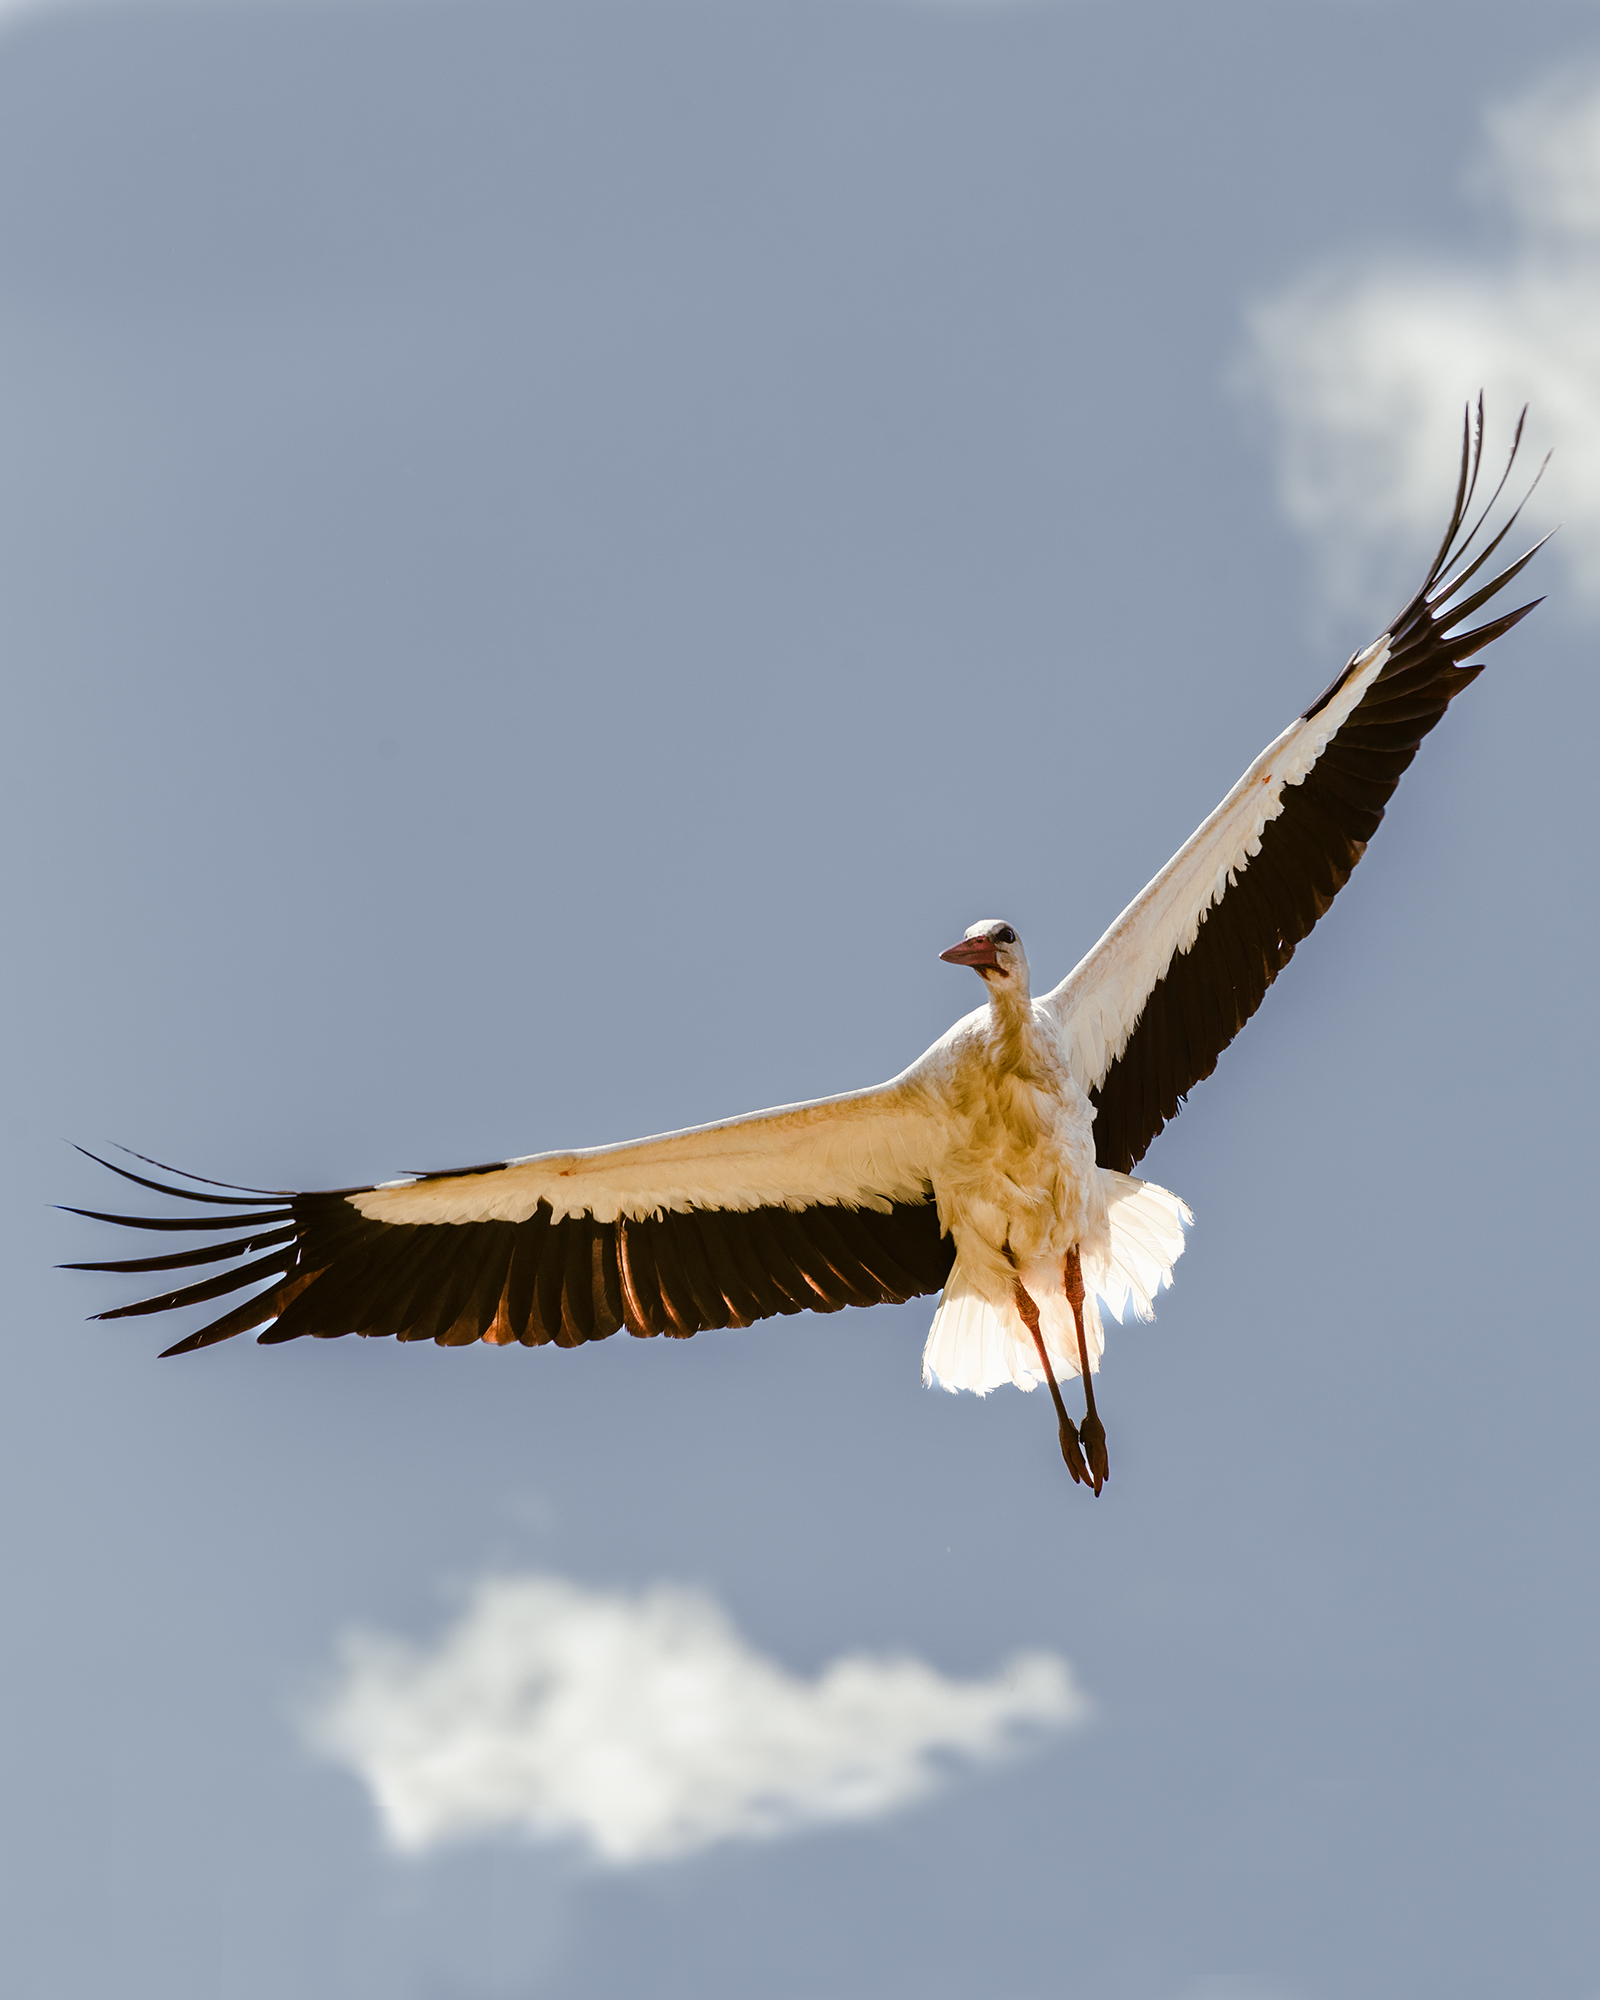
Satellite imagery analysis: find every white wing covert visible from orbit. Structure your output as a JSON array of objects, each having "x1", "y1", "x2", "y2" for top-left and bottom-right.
[
  {"x1": 65, "y1": 1078, "x2": 954, "y2": 1355},
  {"x1": 1045, "y1": 406, "x2": 1544, "y2": 1176}
]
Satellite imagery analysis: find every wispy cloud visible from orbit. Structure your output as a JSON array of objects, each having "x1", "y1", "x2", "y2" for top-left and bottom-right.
[
  {"x1": 300, "y1": 1572, "x2": 1087, "y2": 1866},
  {"x1": 1242, "y1": 65, "x2": 1600, "y2": 616},
  {"x1": 0, "y1": 0, "x2": 145, "y2": 28}
]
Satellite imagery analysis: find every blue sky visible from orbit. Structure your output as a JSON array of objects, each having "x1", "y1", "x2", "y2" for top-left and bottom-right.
[{"x1": 4, "y1": 2, "x2": 1599, "y2": 1995}]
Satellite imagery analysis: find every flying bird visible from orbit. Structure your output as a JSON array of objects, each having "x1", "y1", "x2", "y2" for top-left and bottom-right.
[{"x1": 68, "y1": 409, "x2": 1545, "y2": 1492}]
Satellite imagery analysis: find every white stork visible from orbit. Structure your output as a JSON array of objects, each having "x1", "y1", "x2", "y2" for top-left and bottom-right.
[{"x1": 68, "y1": 409, "x2": 1545, "y2": 1493}]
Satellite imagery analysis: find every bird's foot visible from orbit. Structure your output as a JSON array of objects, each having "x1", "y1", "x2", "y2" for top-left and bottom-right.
[
  {"x1": 1058, "y1": 1414, "x2": 1092, "y2": 1486},
  {"x1": 1078, "y1": 1408, "x2": 1109, "y2": 1495}
]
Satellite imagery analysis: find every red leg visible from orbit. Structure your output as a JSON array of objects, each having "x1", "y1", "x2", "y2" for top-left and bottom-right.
[
  {"x1": 1064, "y1": 1247, "x2": 1108, "y2": 1493},
  {"x1": 1009, "y1": 1271, "x2": 1091, "y2": 1487}
]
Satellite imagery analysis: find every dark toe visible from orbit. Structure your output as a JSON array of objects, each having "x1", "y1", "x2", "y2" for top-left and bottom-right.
[
  {"x1": 1080, "y1": 1412, "x2": 1110, "y2": 1493},
  {"x1": 1058, "y1": 1417, "x2": 1091, "y2": 1485}
]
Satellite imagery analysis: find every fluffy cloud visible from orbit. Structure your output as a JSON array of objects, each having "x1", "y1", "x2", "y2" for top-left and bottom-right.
[
  {"x1": 1242, "y1": 66, "x2": 1600, "y2": 616},
  {"x1": 301, "y1": 1572, "x2": 1087, "y2": 1866}
]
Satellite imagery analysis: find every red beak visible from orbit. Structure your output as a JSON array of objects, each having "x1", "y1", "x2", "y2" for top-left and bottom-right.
[{"x1": 939, "y1": 936, "x2": 1002, "y2": 971}]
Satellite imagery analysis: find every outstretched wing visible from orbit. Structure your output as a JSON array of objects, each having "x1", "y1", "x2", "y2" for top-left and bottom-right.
[
  {"x1": 1046, "y1": 402, "x2": 1546, "y2": 1175},
  {"x1": 66, "y1": 1082, "x2": 954, "y2": 1355}
]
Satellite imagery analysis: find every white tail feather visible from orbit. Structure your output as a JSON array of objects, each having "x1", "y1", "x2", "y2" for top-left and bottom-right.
[
  {"x1": 1090, "y1": 1171, "x2": 1193, "y2": 1324},
  {"x1": 921, "y1": 1173, "x2": 1192, "y2": 1396}
]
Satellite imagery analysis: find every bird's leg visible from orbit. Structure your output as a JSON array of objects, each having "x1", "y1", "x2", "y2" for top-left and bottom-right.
[
  {"x1": 1064, "y1": 1246, "x2": 1108, "y2": 1494},
  {"x1": 1006, "y1": 1258, "x2": 1090, "y2": 1487}
]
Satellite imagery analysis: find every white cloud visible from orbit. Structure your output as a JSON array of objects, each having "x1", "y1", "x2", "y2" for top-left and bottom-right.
[
  {"x1": 301, "y1": 1572, "x2": 1088, "y2": 1866},
  {"x1": 1242, "y1": 65, "x2": 1600, "y2": 616}
]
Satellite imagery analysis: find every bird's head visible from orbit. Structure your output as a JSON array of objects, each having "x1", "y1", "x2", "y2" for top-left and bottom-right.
[{"x1": 939, "y1": 920, "x2": 1030, "y2": 999}]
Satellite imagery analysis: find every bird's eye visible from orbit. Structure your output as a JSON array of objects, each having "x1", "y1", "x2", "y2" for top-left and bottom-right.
[{"x1": 995, "y1": 927, "x2": 1016, "y2": 945}]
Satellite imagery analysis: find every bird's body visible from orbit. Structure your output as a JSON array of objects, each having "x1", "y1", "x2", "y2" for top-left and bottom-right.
[
  {"x1": 934, "y1": 954, "x2": 1103, "y2": 1288},
  {"x1": 911, "y1": 939, "x2": 1180, "y2": 1403},
  {"x1": 69, "y1": 408, "x2": 1546, "y2": 1489}
]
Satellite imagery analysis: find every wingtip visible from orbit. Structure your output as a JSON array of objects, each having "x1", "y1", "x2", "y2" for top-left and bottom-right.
[
  {"x1": 108, "y1": 1143, "x2": 286, "y2": 1197},
  {"x1": 72, "y1": 1147, "x2": 288, "y2": 1207}
]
